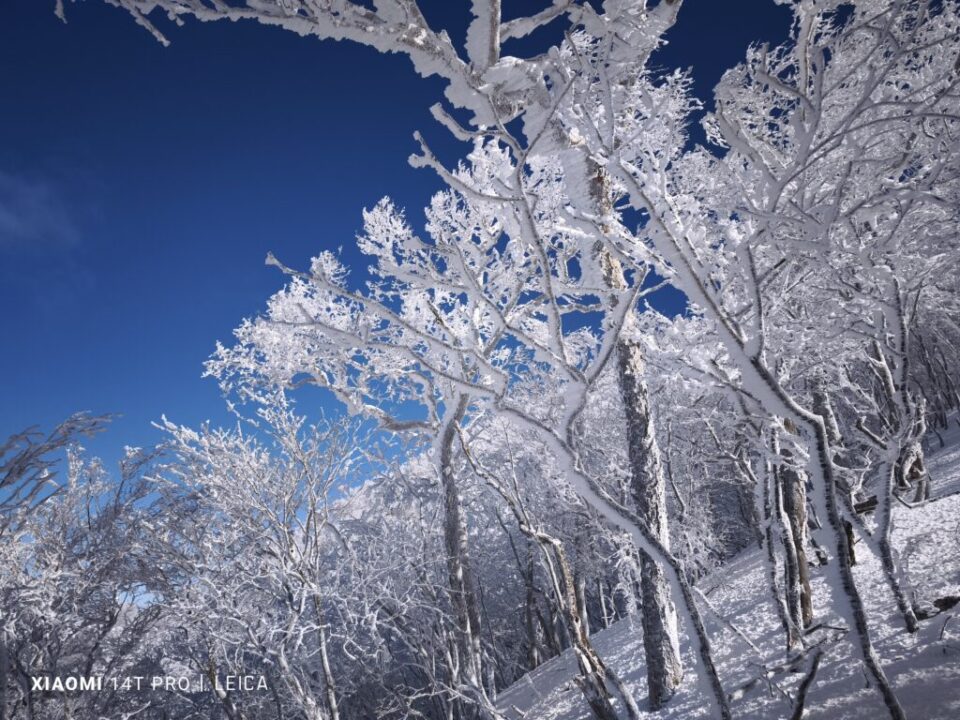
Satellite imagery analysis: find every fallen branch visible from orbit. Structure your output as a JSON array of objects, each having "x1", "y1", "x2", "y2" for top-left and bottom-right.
[
  {"x1": 730, "y1": 629, "x2": 844, "y2": 702},
  {"x1": 789, "y1": 650, "x2": 823, "y2": 720}
]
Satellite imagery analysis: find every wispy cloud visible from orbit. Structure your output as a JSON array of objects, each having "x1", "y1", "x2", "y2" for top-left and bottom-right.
[
  {"x1": 0, "y1": 169, "x2": 95, "y2": 310},
  {"x1": 0, "y1": 170, "x2": 81, "y2": 254}
]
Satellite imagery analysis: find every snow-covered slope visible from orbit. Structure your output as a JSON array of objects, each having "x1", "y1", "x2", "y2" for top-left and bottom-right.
[{"x1": 498, "y1": 422, "x2": 960, "y2": 720}]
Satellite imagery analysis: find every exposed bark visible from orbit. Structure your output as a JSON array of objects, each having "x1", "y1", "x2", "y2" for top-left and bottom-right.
[
  {"x1": 598, "y1": 579, "x2": 613, "y2": 630},
  {"x1": 807, "y1": 418, "x2": 907, "y2": 720},
  {"x1": 207, "y1": 661, "x2": 247, "y2": 720},
  {"x1": 811, "y1": 388, "x2": 842, "y2": 448},
  {"x1": 775, "y1": 431, "x2": 814, "y2": 631},
  {"x1": 314, "y1": 601, "x2": 340, "y2": 720},
  {"x1": 759, "y1": 458, "x2": 799, "y2": 652},
  {"x1": 616, "y1": 340, "x2": 684, "y2": 710},
  {"x1": 439, "y1": 394, "x2": 497, "y2": 718},
  {"x1": 844, "y1": 520, "x2": 858, "y2": 565},
  {"x1": 549, "y1": 539, "x2": 632, "y2": 720},
  {"x1": 587, "y1": 154, "x2": 685, "y2": 712},
  {"x1": 460, "y1": 436, "x2": 638, "y2": 720},
  {"x1": 861, "y1": 341, "x2": 921, "y2": 634},
  {"x1": 577, "y1": 576, "x2": 591, "y2": 638}
]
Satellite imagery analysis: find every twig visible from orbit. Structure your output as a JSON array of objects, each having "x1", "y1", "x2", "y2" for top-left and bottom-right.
[{"x1": 940, "y1": 614, "x2": 954, "y2": 641}]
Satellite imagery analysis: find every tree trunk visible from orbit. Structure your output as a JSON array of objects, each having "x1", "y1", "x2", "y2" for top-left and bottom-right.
[
  {"x1": 552, "y1": 542, "x2": 624, "y2": 720},
  {"x1": 759, "y1": 458, "x2": 800, "y2": 651},
  {"x1": 577, "y1": 576, "x2": 591, "y2": 638},
  {"x1": 599, "y1": 579, "x2": 612, "y2": 629},
  {"x1": 586, "y1": 153, "x2": 685, "y2": 712},
  {"x1": 876, "y1": 462, "x2": 920, "y2": 633},
  {"x1": 524, "y1": 539, "x2": 543, "y2": 669},
  {"x1": 207, "y1": 661, "x2": 247, "y2": 720},
  {"x1": 534, "y1": 531, "x2": 639, "y2": 720},
  {"x1": 314, "y1": 601, "x2": 340, "y2": 720},
  {"x1": 0, "y1": 633, "x2": 6, "y2": 720},
  {"x1": 438, "y1": 394, "x2": 495, "y2": 718},
  {"x1": 616, "y1": 340, "x2": 684, "y2": 710},
  {"x1": 775, "y1": 430, "x2": 814, "y2": 631}
]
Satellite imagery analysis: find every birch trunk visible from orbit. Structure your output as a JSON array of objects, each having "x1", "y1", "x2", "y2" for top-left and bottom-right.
[
  {"x1": 760, "y1": 458, "x2": 799, "y2": 651},
  {"x1": 524, "y1": 539, "x2": 543, "y2": 669},
  {"x1": 552, "y1": 541, "x2": 625, "y2": 720},
  {"x1": 587, "y1": 154, "x2": 684, "y2": 711},
  {"x1": 616, "y1": 340, "x2": 684, "y2": 709},
  {"x1": 876, "y1": 460, "x2": 920, "y2": 633},
  {"x1": 775, "y1": 429, "x2": 814, "y2": 631},
  {"x1": 533, "y1": 530, "x2": 639, "y2": 720},
  {"x1": 314, "y1": 600, "x2": 340, "y2": 720},
  {"x1": 438, "y1": 394, "x2": 494, "y2": 717}
]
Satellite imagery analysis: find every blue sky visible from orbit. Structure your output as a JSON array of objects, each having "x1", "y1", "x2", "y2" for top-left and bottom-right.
[{"x1": 0, "y1": 0, "x2": 789, "y2": 462}]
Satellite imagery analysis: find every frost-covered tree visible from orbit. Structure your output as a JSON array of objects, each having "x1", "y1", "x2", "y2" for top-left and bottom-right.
[
  {"x1": 62, "y1": 1, "x2": 960, "y2": 718},
  {"x1": 203, "y1": 133, "x2": 727, "y2": 715},
  {"x1": 0, "y1": 424, "x2": 168, "y2": 720},
  {"x1": 0, "y1": 414, "x2": 108, "y2": 538},
  {"x1": 153, "y1": 404, "x2": 377, "y2": 720}
]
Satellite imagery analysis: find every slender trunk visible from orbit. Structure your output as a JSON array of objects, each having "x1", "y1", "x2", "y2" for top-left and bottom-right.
[
  {"x1": 0, "y1": 633, "x2": 6, "y2": 720},
  {"x1": 577, "y1": 576, "x2": 591, "y2": 638},
  {"x1": 811, "y1": 387, "x2": 842, "y2": 448},
  {"x1": 541, "y1": 532, "x2": 640, "y2": 720},
  {"x1": 664, "y1": 422, "x2": 688, "y2": 522},
  {"x1": 934, "y1": 347, "x2": 960, "y2": 410},
  {"x1": 616, "y1": 340, "x2": 684, "y2": 710},
  {"x1": 876, "y1": 461, "x2": 920, "y2": 633},
  {"x1": 864, "y1": 340, "x2": 921, "y2": 633},
  {"x1": 812, "y1": 387, "x2": 858, "y2": 566},
  {"x1": 586, "y1": 155, "x2": 692, "y2": 714},
  {"x1": 807, "y1": 418, "x2": 907, "y2": 720},
  {"x1": 207, "y1": 661, "x2": 247, "y2": 720},
  {"x1": 552, "y1": 544, "x2": 622, "y2": 720},
  {"x1": 774, "y1": 430, "x2": 813, "y2": 630},
  {"x1": 265, "y1": 671, "x2": 286, "y2": 720},
  {"x1": 314, "y1": 601, "x2": 340, "y2": 720},
  {"x1": 438, "y1": 395, "x2": 495, "y2": 718},
  {"x1": 599, "y1": 579, "x2": 612, "y2": 629},
  {"x1": 476, "y1": 418, "x2": 733, "y2": 720},
  {"x1": 782, "y1": 470, "x2": 814, "y2": 627},
  {"x1": 760, "y1": 457, "x2": 798, "y2": 651},
  {"x1": 485, "y1": 464, "x2": 637, "y2": 720},
  {"x1": 891, "y1": 292, "x2": 927, "y2": 497},
  {"x1": 789, "y1": 650, "x2": 824, "y2": 720},
  {"x1": 524, "y1": 540, "x2": 543, "y2": 669},
  {"x1": 774, "y1": 468, "x2": 806, "y2": 647},
  {"x1": 895, "y1": 439, "x2": 926, "y2": 493}
]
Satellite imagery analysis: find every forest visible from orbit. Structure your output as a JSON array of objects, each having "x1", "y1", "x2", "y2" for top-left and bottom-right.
[{"x1": 2, "y1": 1, "x2": 959, "y2": 718}]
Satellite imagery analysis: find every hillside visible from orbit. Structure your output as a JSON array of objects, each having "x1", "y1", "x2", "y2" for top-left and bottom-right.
[{"x1": 498, "y1": 424, "x2": 960, "y2": 720}]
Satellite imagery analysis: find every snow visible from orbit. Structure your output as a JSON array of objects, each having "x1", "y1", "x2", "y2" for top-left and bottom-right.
[{"x1": 498, "y1": 419, "x2": 960, "y2": 720}]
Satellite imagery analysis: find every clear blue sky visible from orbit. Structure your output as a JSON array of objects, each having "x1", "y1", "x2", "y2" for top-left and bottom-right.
[{"x1": 0, "y1": 0, "x2": 789, "y2": 462}]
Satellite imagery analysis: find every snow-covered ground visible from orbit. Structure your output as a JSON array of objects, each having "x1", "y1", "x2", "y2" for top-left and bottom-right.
[{"x1": 498, "y1": 421, "x2": 960, "y2": 720}]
